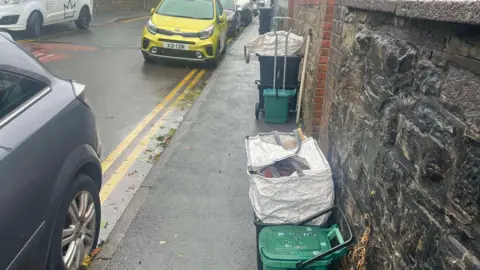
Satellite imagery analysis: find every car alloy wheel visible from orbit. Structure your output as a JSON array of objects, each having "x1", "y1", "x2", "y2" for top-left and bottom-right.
[{"x1": 61, "y1": 191, "x2": 96, "y2": 269}]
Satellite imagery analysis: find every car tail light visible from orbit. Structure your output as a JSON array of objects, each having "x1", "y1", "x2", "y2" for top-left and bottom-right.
[{"x1": 71, "y1": 81, "x2": 90, "y2": 108}]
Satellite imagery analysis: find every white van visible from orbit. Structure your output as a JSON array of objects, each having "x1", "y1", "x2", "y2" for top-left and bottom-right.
[{"x1": 0, "y1": 0, "x2": 93, "y2": 37}]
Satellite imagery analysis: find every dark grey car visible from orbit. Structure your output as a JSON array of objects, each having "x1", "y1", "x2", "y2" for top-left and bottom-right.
[{"x1": 0, "y1": 32, "x2": 102, "y2": 270}]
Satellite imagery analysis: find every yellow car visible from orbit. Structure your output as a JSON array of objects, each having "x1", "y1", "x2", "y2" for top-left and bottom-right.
[{"x1": 142, "y1": 0, "x2": 228, "y2": 67}]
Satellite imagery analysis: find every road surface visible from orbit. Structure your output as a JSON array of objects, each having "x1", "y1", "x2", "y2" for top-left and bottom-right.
[{"x1": 15, "y1": 17, "x2": 213, "y2": 243}]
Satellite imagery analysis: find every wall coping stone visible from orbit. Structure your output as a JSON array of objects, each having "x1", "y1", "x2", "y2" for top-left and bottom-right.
[{"x1": 340, "y1": 0, "x2": 480, "y2": 25}]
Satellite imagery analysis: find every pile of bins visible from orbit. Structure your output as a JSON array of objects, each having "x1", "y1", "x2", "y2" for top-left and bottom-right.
[
  {"x1": 246, "y1": 130, "x2": 354, "y2": 269},
  {"x1": 254, "y1": 54, "x2": 302, "y2": 123},
  {"x1": 252, "y1": 17, "x2": 303, "y2": 124}
]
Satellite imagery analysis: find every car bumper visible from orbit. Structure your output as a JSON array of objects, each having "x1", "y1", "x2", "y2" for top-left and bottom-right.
[
  {"x1": 142, "y1": 50, "x2": 207, "y2": 62},
  {"x1": 141, "y1": 29, "x2": 217, "y2": 62},
  {"x1": 0, "y1": 7, "x2": 28, "y2": 31}
]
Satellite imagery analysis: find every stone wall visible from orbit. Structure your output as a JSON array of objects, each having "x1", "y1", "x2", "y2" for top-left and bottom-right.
[{"x1": 321, "y1": 2, "x2": 480, "y2": 269}]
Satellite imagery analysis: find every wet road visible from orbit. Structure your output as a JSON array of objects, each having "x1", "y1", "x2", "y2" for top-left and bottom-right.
[
  {"x1": 15, "y1": 18, "x2": 214, "y2": 243},
  {"x1": 18, "y1": 18, "x2": 191, "y2": 156}
]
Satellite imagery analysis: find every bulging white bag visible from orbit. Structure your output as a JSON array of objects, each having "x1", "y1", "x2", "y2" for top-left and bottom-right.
[
  {"x1": 245, "y1": 131, "x2": 334, "y2": 225},
  {"x1": 245, "y1": 30, "x2": 304, "y2": 56}
]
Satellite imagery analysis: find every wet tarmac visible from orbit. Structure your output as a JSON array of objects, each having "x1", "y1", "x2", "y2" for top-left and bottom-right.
[{"x1": 17, "y1": 19, "x2": 193, "y2": 157}]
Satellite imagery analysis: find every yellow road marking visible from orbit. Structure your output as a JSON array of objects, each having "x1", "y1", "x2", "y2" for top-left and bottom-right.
[
  {"x1": 17, "y1": 39, "x2": 35, "y2": 43},
  {"x1": 119, "y1": 15, "x2": 150, "y2": 23},
  {"x1": 100, "y1": 69, "x2": 206, "y2": 204},
  {"x1": 101, "y1": 69, "x2": 198, "y2": 173}
]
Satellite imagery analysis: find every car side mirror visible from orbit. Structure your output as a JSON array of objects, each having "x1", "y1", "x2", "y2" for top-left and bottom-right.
[
  {"x1": 150, "y1": 8, "x2": 155, "y2": 15},
  {"x1": 219, "y1": 12, "x2": 225, "y2": 23}
]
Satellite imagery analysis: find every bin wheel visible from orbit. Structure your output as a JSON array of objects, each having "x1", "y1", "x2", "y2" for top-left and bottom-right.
[{"x1": 255, "y1": 102, "x2": 260, "y2": 120}]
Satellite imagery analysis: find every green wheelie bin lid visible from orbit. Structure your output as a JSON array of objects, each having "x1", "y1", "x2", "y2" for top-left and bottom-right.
[{"x1": 259, "y1": 226, "x2": 334, "y2": 269}]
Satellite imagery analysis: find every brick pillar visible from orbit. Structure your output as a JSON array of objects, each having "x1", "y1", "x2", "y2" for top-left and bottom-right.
[
  {"x1": 311, "y1": 0, "x2": 334, "y2": 142},
  {"x1": 318, "y1": 0, "x2": 343, "y2": 154}
]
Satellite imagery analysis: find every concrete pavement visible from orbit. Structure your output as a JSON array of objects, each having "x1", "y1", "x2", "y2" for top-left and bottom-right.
[{"x1": 92, "y1": 20, "x2": 295, "y2": 270}]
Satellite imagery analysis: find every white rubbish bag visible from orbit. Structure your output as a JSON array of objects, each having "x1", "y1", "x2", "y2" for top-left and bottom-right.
[
  {"x1": 245, "y1": 30, "x2": 304, "y2": 56},
  {"x1": 245, "y1": 131, "x2": 334, "y2": 225}
]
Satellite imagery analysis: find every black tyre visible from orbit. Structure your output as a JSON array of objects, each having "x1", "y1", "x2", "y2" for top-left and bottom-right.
[
  {"x1": 26, "y1": 11, "x2": 42, "y2": 38},
  {"x1": 233, "y1": 21, "x2": 239, "y2": 37},
  {"x1": 75, "y1": 6, "x2": 91, "y2": 30},
  {"x1": 47, "y1": 174, "x2": 101, "y2": 270},
  {"x1": 255, "y1": 102, "x2": 260, "y2": 120},
  {"x1": 233, "y1": 16, "x2": 241, "y2": 37}
]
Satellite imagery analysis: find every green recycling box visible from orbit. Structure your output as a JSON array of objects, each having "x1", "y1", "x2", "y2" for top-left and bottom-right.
[
  {"x1": 263, "y1": 89, "x2": 297, "y2": 124},
  {"x1": 258, "y1": 225, "x2": 347, "y2": 270}
]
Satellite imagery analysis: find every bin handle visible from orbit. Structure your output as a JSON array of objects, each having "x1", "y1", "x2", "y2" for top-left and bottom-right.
[
  {"x1": 294, "y1": 205, "x2": 354, "y2": 269},
  {"x1": 271, "y1": 17, "x2": 294, "y2": 94}
]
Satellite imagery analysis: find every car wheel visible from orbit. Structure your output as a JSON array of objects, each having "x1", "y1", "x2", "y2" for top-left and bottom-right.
[
  {"x1": 47, "y1": 174, "x2": 101, "y2": 270},
  {"x1": 26, "y1": 11, "x2": 42, "y2": 38},
  {"x1": 75, "y1": 6, "x2": 91, "y2": 30}
]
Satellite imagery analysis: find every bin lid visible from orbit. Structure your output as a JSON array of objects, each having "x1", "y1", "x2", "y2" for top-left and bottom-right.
[
  {"x1": 263, "y1": 88, "x2": 297, "y2": 97},
  {"x1": 259, "y1": 226, "x2": 333, "y2": 267}
]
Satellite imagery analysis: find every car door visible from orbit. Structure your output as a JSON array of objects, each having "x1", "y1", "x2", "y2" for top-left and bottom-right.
[
  {"x1": 43, "y1": 0, "x2": 74, "y2": 24},
  {"x1": 215, "y1": 0, "x2": 228, "y2": 51},
  {"x1": 0, "y1": 69, "x2": 54, "y2": 269}
]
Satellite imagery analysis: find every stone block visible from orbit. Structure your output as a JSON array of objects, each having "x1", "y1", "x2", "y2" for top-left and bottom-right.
[
  {"x1": 450, "y1": 139, "x2": 480, "y2": 217},
  {"x1": 446, "y1": 36, "x2": 471, "y2": 57},
  {"x1": 367, "y1": 33, "x2": 417, "y2": 77},
  {"x1": 414, "y1": 60, "x2": 445, "y2": 97},
  {"x1": 341, "y1": 23, "x2": 356, "y2": 53},
  {"x1": 441, "y1": 66, "x2": 480, "y2": 141}
]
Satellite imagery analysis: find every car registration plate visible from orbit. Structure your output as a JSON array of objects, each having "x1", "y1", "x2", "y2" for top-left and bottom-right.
[{"x1": 163, "y1": 42, "x2": 189, "y2": 50}]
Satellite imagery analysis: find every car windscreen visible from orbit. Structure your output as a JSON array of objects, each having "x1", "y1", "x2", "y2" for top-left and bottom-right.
[
  {"x1": 220, "y1": 0, "x2": 235, "y2": 10},
  {"x1": 156, "y1": 0, "x2": 214, "y2": 20}
]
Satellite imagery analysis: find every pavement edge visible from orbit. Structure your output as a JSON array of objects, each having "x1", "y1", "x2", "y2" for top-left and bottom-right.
[{"x1": 88, "y1": 21, "x2": 256, "y2": 270}]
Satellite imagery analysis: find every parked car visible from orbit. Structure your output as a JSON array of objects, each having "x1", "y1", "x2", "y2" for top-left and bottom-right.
[
  {"x1": 220, "y1": 0, "x2": 241, "y2": 37},
  {"x1": 0, "y1": 31, "x2": 102, "y2": 270},
  {"x1": 0, "y1": 0, "x2": 93, "y2": 37},
  {"x1": 142, "y1": 0, "x2": 228, "y2": 68},
  {"x1": 236, "y1": 0, "x2": 254, "y2": 26}
]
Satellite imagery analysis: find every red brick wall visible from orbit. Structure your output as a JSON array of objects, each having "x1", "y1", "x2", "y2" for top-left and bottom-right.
[{"x1": 292, "y1": 0, "x2": 335, "y2": 152}]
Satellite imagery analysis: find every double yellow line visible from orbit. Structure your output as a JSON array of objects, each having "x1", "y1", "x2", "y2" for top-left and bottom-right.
[
  {"x1": 99, "y1": 69, "x2": 206, "y2": 204},
  {"x1": 17, "y1": 39, "x2": 35, "y2": 43}
]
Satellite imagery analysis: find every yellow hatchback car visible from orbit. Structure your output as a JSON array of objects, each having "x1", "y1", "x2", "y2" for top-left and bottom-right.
[{"x1": 142, "y1": 0, "x2": 228, "y2": 67}]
